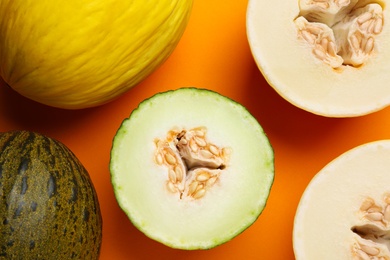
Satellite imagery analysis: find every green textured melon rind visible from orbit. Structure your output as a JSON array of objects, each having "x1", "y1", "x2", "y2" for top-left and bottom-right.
[
  {"x1": 110, "y1": 87, "x2": 274, "y2": 249},
  {"x1": 0, "y1": 131, "x2": 102, "y2": 259}
]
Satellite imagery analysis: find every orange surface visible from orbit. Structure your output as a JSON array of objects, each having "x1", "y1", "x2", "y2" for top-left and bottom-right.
[{"x1": 1, "y1": 1, "x2": 390, "y2": 259}]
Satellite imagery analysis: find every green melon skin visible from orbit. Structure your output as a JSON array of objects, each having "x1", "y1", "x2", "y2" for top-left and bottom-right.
[
  {"x1": 0, "y1": 131, "x2": 102, "y2": 259},
  {"x1": 110, "y1": 87, "x2": 275, "y2": 250}
]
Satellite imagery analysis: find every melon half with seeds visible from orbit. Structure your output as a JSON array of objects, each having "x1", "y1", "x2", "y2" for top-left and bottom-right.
[
  {"x1": 109, "y1": 88, "x2": 274, "y2": 249},
  {"x1": 293, "y1": 140, "x2": 390, "y2": 259},
  {"x1": 247, "y1": 0, "x2": 390, "y2": 117}
]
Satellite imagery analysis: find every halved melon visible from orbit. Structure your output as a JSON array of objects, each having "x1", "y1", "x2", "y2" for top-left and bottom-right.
[
  {"x1": 293, "y1": 140, "x2": 390, "y2": 259},
  {"x1": 247, "y1": 0, "x2": 390, "y2": 117},
  {"x1": 109, "y1": 88, "x2": 274, "y2": 249}
]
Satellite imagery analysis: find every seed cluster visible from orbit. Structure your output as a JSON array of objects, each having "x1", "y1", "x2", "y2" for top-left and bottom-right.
[
  {"x1": 295, "y1": 0, "x2": 384, "y2": 68},
  {"x1": 295, "y1": 16, "x2": 343, "y2": 68},
  {"x1": 352, "y1": 241, "x2": 386, "y2": 260},
  {"x1": 186, "y1": 169, "x2": 220, "y2": 199},
  {"x1": 351, "y1": 195, "x2": 390, "y2": 259},
  {"x1": 154, "y1": 127, "x2": 230, "y2": 200},
  {"x1": 311, "y1": 0, "x2": 351, "y2": 9},
  {"x1": 359, "y1": 195, "x2": 390, "y2": 228}
]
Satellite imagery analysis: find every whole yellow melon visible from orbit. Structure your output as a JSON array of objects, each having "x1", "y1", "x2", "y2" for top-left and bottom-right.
[{"x1": 0, "y1": 0, "x2": 193, "y2": 109}]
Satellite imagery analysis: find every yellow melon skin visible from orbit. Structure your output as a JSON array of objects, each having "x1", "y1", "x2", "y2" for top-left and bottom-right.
[{"x1": 0, "y1": 0, "x2": 193, "y2": 109}]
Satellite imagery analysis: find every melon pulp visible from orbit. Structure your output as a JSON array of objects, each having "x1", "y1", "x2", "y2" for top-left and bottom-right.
[
  {"x1": 293, "y1": 140, "x2": 390, "y2": 259},
  {"x1": 247, "y1": 0, "x2": 390, "y2": 117},
  {"x1": 109, "y1": 88, "x2": 274, "y2": 249},
  {"x1": 0, "y1": 0, "x2": 193, "y2": 109}
]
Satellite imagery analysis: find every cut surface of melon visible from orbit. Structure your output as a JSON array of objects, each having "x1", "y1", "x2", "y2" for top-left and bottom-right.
[
  {"x1": 247, "y1": 0, "x2": 390, "y2": 117},
  {"x1": 293, "y1": 140, "x2": 390, "y2": 259},
  {"x1": 110, "y1": 88, "x2": 274, "y2": 249}
]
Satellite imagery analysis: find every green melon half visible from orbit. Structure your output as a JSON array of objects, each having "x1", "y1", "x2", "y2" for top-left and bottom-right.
[{"x1": 110, "y1": 88, "x2": 274, "y2": 249}]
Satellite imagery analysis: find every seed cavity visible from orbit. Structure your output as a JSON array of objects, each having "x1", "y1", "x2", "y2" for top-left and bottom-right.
[
  {"x1": 351, "y1": 194, "x2": 390, "y2": 259},
  {"x1": 295, "y1": 0, "x2": 384, "y2": 69},
  {"x1": 154, "y1": 127, "x2": 230, "y2": 200}
]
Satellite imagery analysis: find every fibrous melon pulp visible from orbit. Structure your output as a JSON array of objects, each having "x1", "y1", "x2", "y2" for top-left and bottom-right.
[
  {"x1": 110, "y1": 88, "x2": 274, "y2": 249},
  {"x1": 247, "y1": 0, "x2": 390, "y2": 117}
]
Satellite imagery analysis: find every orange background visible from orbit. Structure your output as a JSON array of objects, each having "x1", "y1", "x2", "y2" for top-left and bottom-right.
[{"x1": 1, "y1": 1, "x2": 390, "y2": 259}]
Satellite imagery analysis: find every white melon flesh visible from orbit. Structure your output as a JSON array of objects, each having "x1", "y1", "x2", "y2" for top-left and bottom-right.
[
  {"x1": 247, "y1": 0, "x2": 390, "y2": 117},
  {"x1": 293, "y1": 140, "x2": 390, "y2": 259},
  {"x1": 110, "y1": 88, "x2": 274, "y2": 249}
]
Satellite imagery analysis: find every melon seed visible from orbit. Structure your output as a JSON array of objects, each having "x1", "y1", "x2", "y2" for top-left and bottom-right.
[
  {"x1": 165, "y1": 152, "x2": 177, "y2": 165},
  {"x1": 196, "y1": 171, "x2": 211, "y2": 182},
  {"x1": 187, "y1": 181, "x2": 199, "y2": 196},
  {"x1": 192, "y1": 188, "x2": 206, "y2": 199},
  {"x1": 383, "y1": 205, "x2": 390, "y2": 222},
  {"x1": 360, "y1": 244, "x2": 380, "y2": 256}
]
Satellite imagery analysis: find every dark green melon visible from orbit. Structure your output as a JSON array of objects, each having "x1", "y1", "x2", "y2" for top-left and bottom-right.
[{"x1": 0, "y1": 131, "x2": 102, "y2": 259}]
